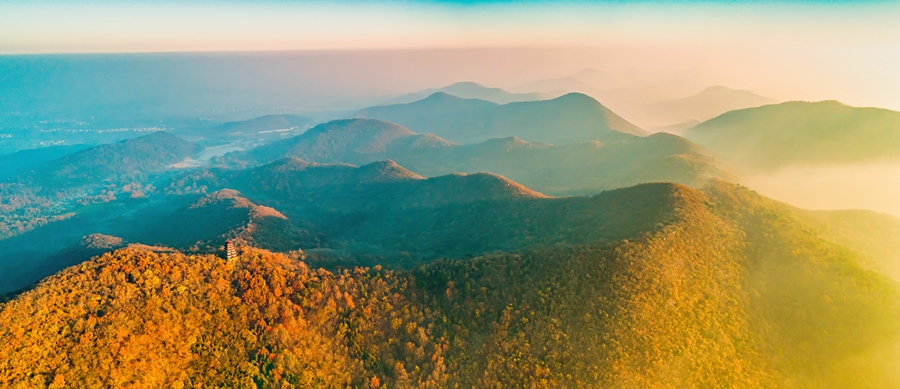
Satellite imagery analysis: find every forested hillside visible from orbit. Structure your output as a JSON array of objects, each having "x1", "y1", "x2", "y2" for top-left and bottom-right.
[
  {"x1": 15, "y1": 131, "x2": 199, "y2": 190},
  {"x1": 162, "y1": 160, "x2": 688, "y2": 264},
  {"x1": 2, "y1": 180, "x2": 898, "y2": 388}
]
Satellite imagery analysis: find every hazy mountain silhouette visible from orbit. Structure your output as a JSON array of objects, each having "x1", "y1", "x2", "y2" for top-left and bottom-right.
[
  {"x1": 570, "y1": 67, "x2": 708, "y2": 91},
  {"x1": 175, "y1": 114, "x2": 314, "y2": 142},
  {"x1": 641, "y1": 86, "x2": 777, "y2": 130},
  {"x1": 511, "y1": 77, "x2": 604, "y2": 96},
  {"x1": 381, "y1": 81, "x2": 554, "y2": 105},
  {"x1": 684, "y1": 100, "x2": 900, "y2": 171},
  {"x1": 234, "y1": 118, "x2": 733, "y2": 195},
  {"x1": 353, "y1": 92, "x2": 648, "y2": 143},
  {"x1": 516, "y1": 70, "x2": 711, "y2": 128}
]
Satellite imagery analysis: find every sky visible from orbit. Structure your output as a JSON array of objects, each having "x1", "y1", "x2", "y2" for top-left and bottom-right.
[
  {"x1": 2, "y1": 1, "x2": 899, "y2": 53},
  {"x1": 1, "y1": 0, "x2": 899, "y2": 110}
]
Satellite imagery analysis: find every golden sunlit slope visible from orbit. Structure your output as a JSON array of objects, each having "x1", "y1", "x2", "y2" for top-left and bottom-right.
[{"x1": 2, "y1": 181, "x2": 898, "y2": 388}]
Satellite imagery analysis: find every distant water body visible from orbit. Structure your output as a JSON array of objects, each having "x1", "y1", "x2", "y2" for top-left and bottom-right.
[{"x1": 196, "y1": 145, "x2": 243, "y2": 160}]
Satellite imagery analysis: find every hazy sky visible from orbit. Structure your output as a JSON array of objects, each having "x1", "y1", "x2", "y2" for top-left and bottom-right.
[{"x1": 1, "y1": 0, "x2": 899, "y2": 110}]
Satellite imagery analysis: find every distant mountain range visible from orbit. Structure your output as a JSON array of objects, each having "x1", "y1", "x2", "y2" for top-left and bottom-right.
[
  {"x1": 684, "y1": 100, "x2": 900, "y2": 171},
  {"x1": 353, "y1": 92, "x2": 648, "y2": 144},
  {"x1": 505, "y1": 69, "x2": 775, "y2": 130},
  {"x1": 511, "y1": 77, "x2": 604, "y2": 97},
  {"x1": 643, "y1": 86, "x2": 778, "y2": 130},
  {"x1": 380, "y1": 82, "x2": 555, "y2": 105},
  {"x1": 233, "y1": 118, "x2": 734, "y2": 195}
]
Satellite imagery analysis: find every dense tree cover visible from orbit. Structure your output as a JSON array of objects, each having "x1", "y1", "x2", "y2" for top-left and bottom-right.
[
  {"x1": 0, "y1": 183, "x2": 71, "y2": 239},
  {"x1": 145, "y1": 189, "x2": 324, "y2": 252},
  {"x1": 704, "y1": 181, "x2": 900, "y2": 386},
  {"x1": 0, "y1": 131, "x2": 190, "y2": 239},
  {"x1": 1, "y1": 181, "x2": 898, "y2": 388}
]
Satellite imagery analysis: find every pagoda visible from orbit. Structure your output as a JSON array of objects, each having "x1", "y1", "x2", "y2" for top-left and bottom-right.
[{"x1": 225, "y1": 240, "x2": 237, "y2": 261}]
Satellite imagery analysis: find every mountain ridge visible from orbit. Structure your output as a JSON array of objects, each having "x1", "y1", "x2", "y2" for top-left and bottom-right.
[
  {"x1": 353, "y1": 92, "x2": 648, "y2": 144},
  {"x1": 381, "y1": 81, "x2": 554, "y2": 105},
  {"x1": 684, "y1": 100, "x2": 900, "y2": 171},
  {"x1": 230, "y1": 118, "x2": 734, "y2": 196}
]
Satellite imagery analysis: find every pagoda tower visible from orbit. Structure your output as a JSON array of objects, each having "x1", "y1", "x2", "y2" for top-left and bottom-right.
[{"x1": 225, "y1": 241, "x2": 237, "y2": 261}]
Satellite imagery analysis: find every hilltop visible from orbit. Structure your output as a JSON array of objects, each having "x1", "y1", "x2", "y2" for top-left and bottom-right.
[
  {"x1": 643, "y1": 86, "x2": 777, "y2": 130},
  {"x1": 13, "y1": 131, "x2": 200, "y2": 190},
  {"x1": 684, "y1": 100, "x2": 900, "y2": 171},
  {"x1": 0, "y1": 159, "x2": 684, "y2": 293},
  {"x1": 231, "y1": 118, "x2": 734, "y2": 196},
  {"x1": 380, "y1": 81, "x2": 553, "y2": 105},
  {"x1": 243, "y1": 119, "x2": 417, "y2": 165},
  {"x1": 165, "y1": 160, "x2": 689, "y2": 262},
  {"x1": 142, "y1": 189, "x2": 322, "y2": 252},
  {"x1": 1, "y1": 181, "x2": 898, "y2": 388},
  {"x1": 353, "y1": 92, "x2": 647, "y2": 144}
]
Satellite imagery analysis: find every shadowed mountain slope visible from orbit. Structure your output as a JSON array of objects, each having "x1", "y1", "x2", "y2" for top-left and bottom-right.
[
  {"x1": 0, "y1": 145, "x2": 92, "y2": 180},
  {"x1": 684, "y1": 100, "x2": 900, "y2": 171},
  {"x1": 353, "y1": 92, "x2": 647, "y2": 144},
  {"x1": 144, "y1": 189, "x2": 322, "y2": 252},
  {"x1": 165, "y1": 159, "x2": 688, "y2": 261}
]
